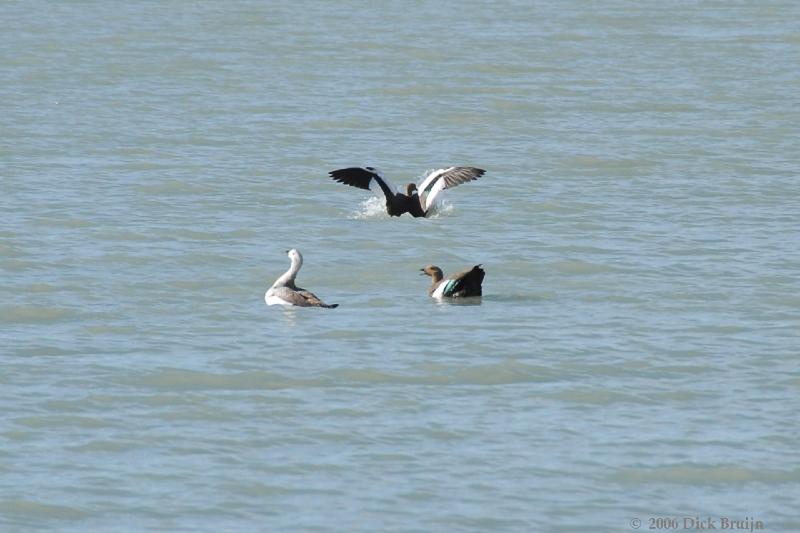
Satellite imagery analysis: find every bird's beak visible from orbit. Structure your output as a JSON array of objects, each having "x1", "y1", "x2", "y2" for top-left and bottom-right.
[
  {"x1": 419, "y1": 268, "x2": 425, "y2": 276},
  {"x1": 284, "y1": 249, "x2": 290, "y2": 253}
]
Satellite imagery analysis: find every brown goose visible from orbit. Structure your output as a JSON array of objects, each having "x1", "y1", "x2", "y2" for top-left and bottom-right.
[
  {"x1": 421, "y1": 264, "x2": 485, "y2": 298},
  {"x1": 329, "y1": 166, "x2": 485, "y2": 217},
  {"x1": 265, "y1": 249, "x2": 338, "y2": 308}
]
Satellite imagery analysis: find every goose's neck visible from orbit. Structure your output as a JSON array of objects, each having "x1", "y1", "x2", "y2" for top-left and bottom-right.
[{"x1": 273, "y1": 256, "x2": 302, "y2": 287}]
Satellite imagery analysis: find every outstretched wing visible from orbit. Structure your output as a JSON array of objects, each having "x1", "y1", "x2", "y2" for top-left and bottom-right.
[
  {"x1": 418, "y1": 167, "x2": 485, "y2": 210},
  {"x1": 329, "y1": 167, "x2": 397, "y2": 201}
]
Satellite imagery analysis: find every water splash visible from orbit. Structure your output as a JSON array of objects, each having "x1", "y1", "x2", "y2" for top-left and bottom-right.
[
  {"x1": 349, "y1": 196, "x2": 390, "y2": 220},
  {"x1": 348, "y1": 197, "x2": 454, "y2": 219},
  {"x1": 424, "y1": 199, "x2": 454, "y2": 218}
]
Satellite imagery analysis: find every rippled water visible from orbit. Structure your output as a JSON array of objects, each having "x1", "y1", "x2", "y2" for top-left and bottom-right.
[{"x1": 2, "y1": 1, "x2": 799, "y2": 531}]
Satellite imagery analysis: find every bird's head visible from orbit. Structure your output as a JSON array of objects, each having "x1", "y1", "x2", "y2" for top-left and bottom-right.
[
  {"x1": 420, "y1": 265, "x2": 443, "y2": 279},
  {"x1": 285, "y1": 248, "x2": 303, "y2": 265}
]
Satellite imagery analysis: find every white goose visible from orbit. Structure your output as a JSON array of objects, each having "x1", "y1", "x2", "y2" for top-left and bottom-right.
[{"x1": 265, "y1": 249, "x2": 338, "y2": 308}]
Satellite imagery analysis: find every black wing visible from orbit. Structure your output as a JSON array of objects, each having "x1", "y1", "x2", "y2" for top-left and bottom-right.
[
  {"x1": 329, "y1": 167, "x2": 396, "y2": 201},
  {"x1": 329, "y1": 167, "x2": 380, "y2": 190}
]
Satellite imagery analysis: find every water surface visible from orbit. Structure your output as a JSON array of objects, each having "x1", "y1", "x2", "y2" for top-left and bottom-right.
[{"x1": 2, "y1": 1, "x2": 799, "y2": 531}]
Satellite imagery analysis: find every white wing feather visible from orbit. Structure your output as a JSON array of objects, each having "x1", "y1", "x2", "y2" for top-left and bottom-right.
[
  {"x1": 418, "y1": 167, "x2": 453, "y2": 211},
  {"x1": 417, "y1": 167, "x2": 453, "y2": 195},
  {"x1": 366, "y1": 167, "x2": 397, "y2": 196},
  {"x1": 431, "y1": 280, "x2": 450, "y2": 299},
  {"x1": 423, "y1": 177, "x2": 449, "y2": 211}
]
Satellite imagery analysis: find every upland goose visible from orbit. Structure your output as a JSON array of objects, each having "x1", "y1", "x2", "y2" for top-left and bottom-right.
[
  {"x1": 329, "y1": 166, "x2": 485, "y2": 217},
  {"x1": 265, "y1": 249, "x2": 338, "y2": 308},
  {"x1": 421, "y1": 264, "x2": 485, "y2": 298}
]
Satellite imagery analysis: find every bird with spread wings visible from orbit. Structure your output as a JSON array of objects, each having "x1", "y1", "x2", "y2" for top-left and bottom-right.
[{"x1": 329, "y1": 166, "x2": 485, "y2": 217}]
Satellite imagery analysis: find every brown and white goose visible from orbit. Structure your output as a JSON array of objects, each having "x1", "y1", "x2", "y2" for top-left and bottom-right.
[
  {"x1": 421, "y1": 264, "x2": 485, "y2": 298},
  {"x1": 329, "y1": 166, "x2": 485, "y2": 217},
  {"x1": 265, "y1": 249, "x2": 338, "y2": 308}
]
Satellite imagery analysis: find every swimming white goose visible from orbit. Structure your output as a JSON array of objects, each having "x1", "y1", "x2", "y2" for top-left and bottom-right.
[
  {"x1": 421, "y1": 264, "x2": 485, "y2": 298},
  {"x1": 329, "y1": 166, "x2": 485, "y2": 217},
  {"x1": 265, "y1": 249, "x2": 338, "y2": 308}
]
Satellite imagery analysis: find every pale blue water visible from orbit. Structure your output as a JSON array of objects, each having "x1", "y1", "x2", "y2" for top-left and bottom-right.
[{"x1": 2, "y1": 1, "x2": 799, "y2": 531}]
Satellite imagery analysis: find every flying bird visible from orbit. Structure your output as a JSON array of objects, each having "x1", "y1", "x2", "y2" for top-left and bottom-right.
[
  {"x1": 420, "y1": 264, "x2": 485, "y2": 298},
  {"x1": 329, "y1": 166, "x2": 485, "y2": 217},
  {"x1": 265, "y1": 249, "x2": 339, "y2": 308}
]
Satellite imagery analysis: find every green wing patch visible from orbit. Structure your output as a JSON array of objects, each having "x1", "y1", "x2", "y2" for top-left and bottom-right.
[{"x1": 442, "y1": 279, "x2": 459, "y2": 296}]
